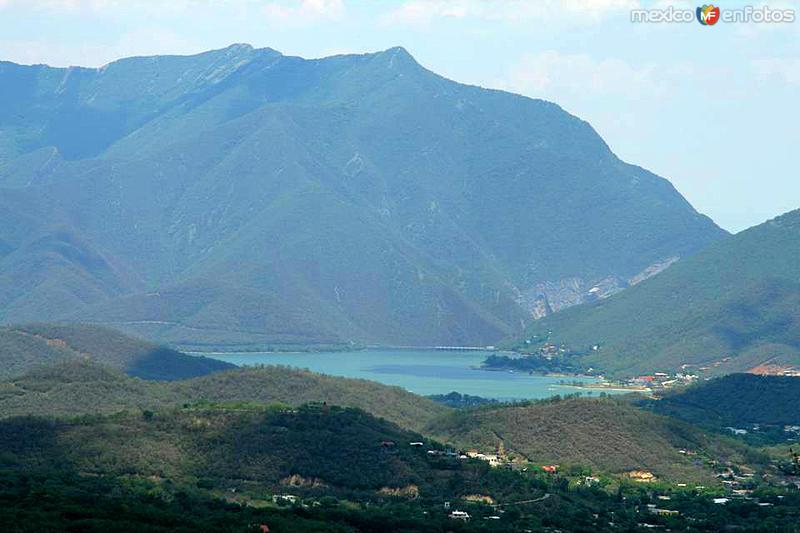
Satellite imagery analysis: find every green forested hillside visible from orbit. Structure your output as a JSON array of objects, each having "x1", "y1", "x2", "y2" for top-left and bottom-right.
[
  {"x1": 0, "y1": 359, "x2": 763, "y2": 480},
  {"x1": 0, "y1": 360, "x2": 449, "y2": 433},
  {"x1": 647, "y1": 374, "x2": 800, "y2": 428},
  {"x1": 0, "y1": 407, "x2": 435, "y2": 495},
  {"x1": 3, "y1": 406, "x2": 800, "y2": 533},
  {"x1": 0, "y1": 405, "x2": 559, "y2": 514},
  {"x1": 3, "y1": 361, "x2": 799, "y2": 531},
  {"x1": 0, "y1": 45, "x2": 724, "y2": 347},
  {"x1": 427, "y1": 397, "x2": 759, "y2": 482},
  {"x1": 0, "y1": 324, "x2": 233, "y2": 380},
  {"x1": 516, "y1": 209, "x2": 800, "y2": 376},
  {"x1": 8, "y1": 404, "x2": 796, "y2": 533},
  {"x1": 180, "y1": 366, "x2": 451, "y2": 432}
]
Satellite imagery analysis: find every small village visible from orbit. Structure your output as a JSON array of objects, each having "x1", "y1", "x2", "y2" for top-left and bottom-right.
[
  {"x1": 257, "y1": 438, "x2": 800, "y2": 526},
  {"x1": 517, "y1": 335, "x2": 800, "y2": 395},
  {"x1": 621, "y1": 370, "x2": 700, "y2": 391}
]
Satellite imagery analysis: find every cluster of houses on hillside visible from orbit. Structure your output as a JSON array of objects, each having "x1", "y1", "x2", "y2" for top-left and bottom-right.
[
  {"x1": 722, "y1": 423, "x2": 800, "y2": 440},
  {"x1": 419, "y1": 444, "x2": 507, "y2": 468},
  {"x1": 621, "y1": 355, "x2": 800, "y2": 390},
  {"x1": 717, "y1": 466, "x2": 756, "y2": 491},
  {"x1": 402, "y1": 440, "x2": 568, "y2": 476},
  {"x1": 624, "y1": 371, "x2": 699, "y2": 390}
]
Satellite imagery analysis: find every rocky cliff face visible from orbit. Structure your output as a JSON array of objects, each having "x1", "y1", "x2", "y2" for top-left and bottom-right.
[
  {"x1": 518, "y1": 209, "x2": 800, "y2": 376},
  {"x1": 522, "y1": 256, "x2": 681, "y2": 319}
]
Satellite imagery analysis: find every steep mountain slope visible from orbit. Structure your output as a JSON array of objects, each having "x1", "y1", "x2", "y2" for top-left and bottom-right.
[
  {"x1": 0, "y1": 359, "x2": 450, "y2": 432},
  {"x1": 0, "y1": 45, "x2": 725, "y2": 346},
  {"x1": 515, "y1": 209, "x2": 800, "y2": 376},
  {"x1": 0, "y1": 324, "x2": 233, "y2": 380},
  {"x1": 427, "y1": 397, "x2": 756, "y2": 482}
]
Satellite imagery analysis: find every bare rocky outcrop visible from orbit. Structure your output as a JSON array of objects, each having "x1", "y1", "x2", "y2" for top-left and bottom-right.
[{"x1": 520, "y1": 257, "x2": 681, "y2": 320}]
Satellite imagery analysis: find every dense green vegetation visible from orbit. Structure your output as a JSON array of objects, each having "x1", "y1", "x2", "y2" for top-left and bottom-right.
[
  {"x1": 2, "y1": 355, "x2": 800, "y2": 530},
  {"x1": 427, "y1": 396, "x2": 762, "y2": 482},
  {"x1": 3, "y1": 41, "x2": 799, "y2": 532},
  {"x1": 180, "y1": 366, "x2": 451, "y2": 433},
  {"x1": 1, "y1": 407, "x2": 439, "y2": 496},
  {"x1": 515, "y1": 209, "x2": 800, "y2": 376},
  {"x1": 0, "y1": 360, "x2": 778, "y2": 480},
  {"x1": 0, "y1": 360, "x2": 449, "y2": 433},
  {"x1": 482, "y1": 353, "x2": 582, "y2": 374},
  {"x1": 0, "y1": 324, "x2": 233, "y2": 380},
  {"x1": 427, "y1": 392, "x2": 499, "y2": 408},
  {"x1": 0, "y1": 45, "x2": 724, "y2": 347},
  {"x1": 642, "y1": 374, "x2": 800, "y2": 445},
  {"x1": 0, "y1": 406, "x2": 577, "y2": 531},
  {"x1": 2, "y1": 403, "x2": 800, "y2": 532}
]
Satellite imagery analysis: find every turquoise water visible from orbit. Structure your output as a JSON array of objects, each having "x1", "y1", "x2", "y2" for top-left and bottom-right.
[{"x1": 202, "y1": 349, "x2": 621, "y2": 400}]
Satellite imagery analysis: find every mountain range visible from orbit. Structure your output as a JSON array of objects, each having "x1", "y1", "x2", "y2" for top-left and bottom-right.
[
  {"x1": 0, "y1": 44, "x2": 725, "y2": 347},
  {"x1": 517, "y1": 209, "x2": 800, "y2": 376}
]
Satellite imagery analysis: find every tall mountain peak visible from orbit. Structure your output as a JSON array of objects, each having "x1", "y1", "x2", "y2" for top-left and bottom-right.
[
  {"x1": 374, "y1": 45, "x2": 420, "y2": 69},
  {"x1": 0, "y1": 46, "x2": 725, "y2": 347}
]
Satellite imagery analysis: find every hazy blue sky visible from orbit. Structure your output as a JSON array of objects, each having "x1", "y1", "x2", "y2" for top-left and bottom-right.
[{"x1": 1, "y1": 0, "x2": 798, "y2": 232}]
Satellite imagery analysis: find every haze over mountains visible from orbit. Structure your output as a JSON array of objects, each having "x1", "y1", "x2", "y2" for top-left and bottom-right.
[
  {"x1": 0, "y1": 323, "x2": 232, "y2": 380},
  {"x1": 0, "y1": 44, "x2": 725, "y2": 347},
  {"x1": 520, "y1": 209, "x2": 800, "y2": 376}
]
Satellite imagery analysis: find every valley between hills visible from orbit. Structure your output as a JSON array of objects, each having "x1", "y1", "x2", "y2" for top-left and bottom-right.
[
  {"x1": 1, "y1": 323, "x2": 799, "y2": 531},
  {"x1": 1, "y1": 44, "x2": 799, "y2": 532}
]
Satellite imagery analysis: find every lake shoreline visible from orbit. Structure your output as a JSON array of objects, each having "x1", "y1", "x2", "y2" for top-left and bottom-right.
[
  {"x1": 182, "y1": 345, "x2": 518, "y2": 355},
  {"x1": 196, "y1": 348, "x2": 631, "y2": 400}
]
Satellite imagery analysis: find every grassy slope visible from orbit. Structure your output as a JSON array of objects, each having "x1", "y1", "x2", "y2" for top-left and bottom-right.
[
  {"x1": 0, "y1": 360, "x2": 450, "y2": 434},
  {"x1": 0, "y1": 323, "x2": 233, "y2": 380},
  {"x1": 0, "y1": 362, "x2": 179, "y2": 418},
  {"x1": 179, "y1": 366, "x2": 451, "y2": 433},
  {"x1": 427, "y1": 397, "x2": 758, "y2": 482},
  {"x1": 0, "y1": 326, "x2": 73, "y2": 379},
  {"x1": 517, "y1": 209, "x2": 800, "y2": 376},
  {"x1": 647, "y1": 373, "x2": 800, "y2": 427}
]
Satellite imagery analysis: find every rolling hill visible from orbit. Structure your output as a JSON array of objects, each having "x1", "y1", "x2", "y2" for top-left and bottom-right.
[
  {"x1": 0, "y1": 358, "x2": 763, "y2": 481},
  {"x1": 4, "y1": 402, "x2": 800, "y2": 533},
  {"x1": 0, "y1": 359, "x2": 450, "y2": 433},
  {"x1": 1, "y1": 406, "x2": 438, "y2": 496},
  {"x1": 4, "y1": 389, "x2": 799, "y2": 532},
  {"x1": 647, "y1": 373, "x2": 800, "y2": 428},
  {"x1": 0, "y1": 44, "x2": 725, "y2": 347},
  {"x1": 0, "y1": 323, "x2": 233, "y2": 380},
  {"x1": 427, "y1": 396, "x2": 757, "y2": 482},
  {"x1": 515, "y1": 209, "x2": 800, "y2": 376}
]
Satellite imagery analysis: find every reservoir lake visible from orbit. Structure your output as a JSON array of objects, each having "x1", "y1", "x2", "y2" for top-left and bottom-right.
[{"x1": 202, "y1": 349, "x2": 623, "y2": 400}]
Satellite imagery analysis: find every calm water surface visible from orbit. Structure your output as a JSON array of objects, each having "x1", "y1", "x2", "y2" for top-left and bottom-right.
[{"x1": 203, "y1": 349, "x2": 621, "y2": 400}]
